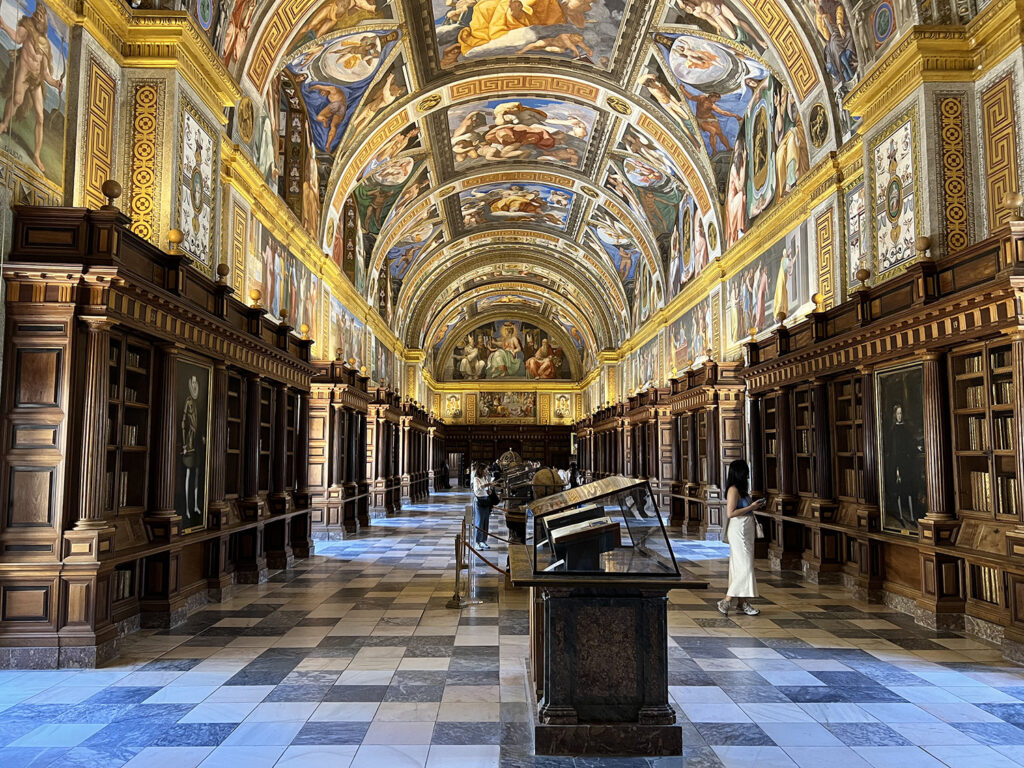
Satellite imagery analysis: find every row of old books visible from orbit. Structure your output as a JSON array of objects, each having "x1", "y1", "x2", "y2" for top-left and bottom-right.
[
  {"x1": 105, "y1": 471, "x2": 132, "y2": 509},
  {"x1": 122, "y1": 424, "x2": 141, "y2": 447},
  {"x1": 993, "y1": 378, "x2": 1014, "y2": 406},
  {"x1": 962, "y1": 385, "x2": 985, "y2": 409},
  {"x1": 972, "y1": 564, "x2": 1000, "y2": 604},
  {"x1": 994, "y1": 415, "x2": 1015, "y2": 451},
  {"x1": 125, "y1": 350, "x2": 144, "y2": 369},
  {"x1": 967, "y1": 471, "x2": 992, "y2": 513}
]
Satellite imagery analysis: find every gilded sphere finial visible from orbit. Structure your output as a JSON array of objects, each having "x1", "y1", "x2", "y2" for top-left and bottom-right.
[
  {"x1": 216, "y1": 263, "x2": 229, "y2": 282},
  {"x1": 100, "y1": 179, "x2": 122, "y2": 210},
  {"x1": 248, "y1": 288, "x2": 262, "y2": 308},
  {"x1": 167, "y1": 229, "x2": 184, "y2": 252},
  {"x1": 300, "y1": 323, "x2": 310, "y2": 339}
]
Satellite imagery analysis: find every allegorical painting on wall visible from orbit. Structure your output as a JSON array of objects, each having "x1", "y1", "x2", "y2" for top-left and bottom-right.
[
  {"x1": 876, "y1": 362, "x2": 926, "y2": 534},
  {"x1": 175, "y1": 357, "x2": 212, "y2": 533},
  {"x1": 724, "y1": 221, "x2": 809, "y2": 348},
  {"x1": 0, "y1": 0, "x2": 68, "y2": 186},
  {"x1": 450, "y1": 320, "x2": 572, "y2": 380},
  {"x1": 478, "y1": 392, "x2": 536, "y2": 420}
]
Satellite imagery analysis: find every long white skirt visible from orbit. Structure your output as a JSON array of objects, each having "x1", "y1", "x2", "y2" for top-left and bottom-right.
[{"x1": 727, "y1": 515, "x2": 758, "y2": 598}]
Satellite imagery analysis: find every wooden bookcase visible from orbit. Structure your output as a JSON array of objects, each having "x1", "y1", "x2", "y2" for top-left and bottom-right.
[
  {"x1": 677, "y1": 414, "x2": 690, "y2": 486},
  {"x1": 793, "y1": 386, "x2": 814, "y2": 496},
  {"x1": 225, "y1": 374, "x2": 243, "y2": 497},
  {"x1": 105, "y1": 335, "x2": 152, "y2": 516},
  {"x1": 761, "y1": 394, "x2": 779, "y2": 494},
  {"x1": 950, "y1": 341, "x2": 1019, "y2": 519},
  {"x1": 0, "y1": 205, "x2": 317, "y2": 668},
  {"x1": 832, "y1": 376, "x2": 864, "y2": 502},
  {"x1": 286, "y1": 391, "x2": 298, "y2": 491},
  {"x1": 258, "y1": 383, "x2": 274, "y2": 493}
]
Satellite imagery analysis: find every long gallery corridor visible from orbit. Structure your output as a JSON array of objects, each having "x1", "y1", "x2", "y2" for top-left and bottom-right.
[{"x1": 0, "y1": 493, "x2": 1021, "y2": 768}]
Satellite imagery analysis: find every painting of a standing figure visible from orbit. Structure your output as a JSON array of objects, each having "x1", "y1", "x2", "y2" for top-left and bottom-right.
[
  {"x1": 876, "y1": 363, "x2": 926, "y2": 533},
  {"x1": 175, "y1": 358, "x2": 212, "y2": 533},
  {"x1": 0, "y1": 0, "x2": 67, "y2": 185}
]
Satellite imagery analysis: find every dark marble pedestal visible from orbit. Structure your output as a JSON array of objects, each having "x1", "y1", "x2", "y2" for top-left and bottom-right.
[{"x1": 509, "y1": 545, "x2": 706, "y2": 757}]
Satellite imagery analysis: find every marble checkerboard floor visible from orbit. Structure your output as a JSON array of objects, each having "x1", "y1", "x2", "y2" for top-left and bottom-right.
[{"x1": 2, "y1": 492, "x2": 1024, "y2": 768}]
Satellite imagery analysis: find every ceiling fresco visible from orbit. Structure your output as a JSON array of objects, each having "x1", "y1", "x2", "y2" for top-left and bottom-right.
[{"x1": 220, "y1": 0, "x2": 904, "y2": 379}]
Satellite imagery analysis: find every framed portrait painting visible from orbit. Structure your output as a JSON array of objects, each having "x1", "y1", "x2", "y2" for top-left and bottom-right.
[
  {"x1": 175, "y1": 357, "x2": 213, "y2": 533},
  {"x1": 875, "y1": 362, "x2": 927, "y2": 534}
]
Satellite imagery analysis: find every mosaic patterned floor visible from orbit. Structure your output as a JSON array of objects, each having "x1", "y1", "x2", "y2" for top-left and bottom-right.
[{"x1": 1, "y1": 491, "x2": 1024, "y2": 767}]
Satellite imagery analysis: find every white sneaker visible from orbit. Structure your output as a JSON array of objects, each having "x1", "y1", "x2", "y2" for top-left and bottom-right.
[
  {"x1": 740, "y1": 602, "x2": 760, "y2": 616},
  {"x1": 478, "y1": 541, "x2": 489, "y2": 550}
]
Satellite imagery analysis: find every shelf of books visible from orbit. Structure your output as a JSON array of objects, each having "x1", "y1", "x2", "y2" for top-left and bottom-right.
[
  {"x1": 793, "y1": 386, "x2": 814, "y2": 496},
  {"x1": 951, "y1": 342, "x2": 1019, "y2": 519},
  {"x1": 225, "y1": 374, "x2": 244, "y2": 498},
  {"x1": 105, "y1": 336, "x2": 152, "y2": 517},
  {"x1": 761, "y1": 395, "x2": 779, "y2": 494},
  {"x1": 832, "y1": 376, "x2": 864, "y2": 501}
]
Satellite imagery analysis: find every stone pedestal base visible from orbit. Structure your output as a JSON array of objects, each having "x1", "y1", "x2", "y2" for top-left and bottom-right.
[{"x1": 534, "y1": 722, "x2": 682, "y2": 756}]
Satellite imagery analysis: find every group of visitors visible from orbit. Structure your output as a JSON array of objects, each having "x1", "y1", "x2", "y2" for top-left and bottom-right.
[{"x1": 469, "y1": 459, "x2": 582, "y2": 549}]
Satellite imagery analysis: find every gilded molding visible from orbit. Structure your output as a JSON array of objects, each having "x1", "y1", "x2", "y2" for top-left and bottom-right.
[
  {"x1": 82, "y1": 60, "x2": 117, "y2": 210},
  {"x1": 125, "y1": 81, "x2": 161, "y2": 244},
  {"x1": 981, "y1": 72, "x2": 1019, "y2": 233},
  {"x1": 937, "y1": 95, "x2": 970, "y2": 253}
]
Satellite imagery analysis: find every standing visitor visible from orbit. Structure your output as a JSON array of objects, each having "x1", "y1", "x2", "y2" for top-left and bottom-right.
[
  {"x1": 472, "y1": 462, "x2": 496, "y2": 550},
  {"x1": 718, "y1": 459, "x2": 765, "y2": 616},
  {"x1": 568, "y1": 462, "x2": 581, "y2": 488}
]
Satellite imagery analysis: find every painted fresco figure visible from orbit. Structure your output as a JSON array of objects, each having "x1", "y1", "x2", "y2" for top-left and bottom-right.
[
  {"x1": 724, "y1": 137, "x2": 747, "y2": 245},
  {"x1": 683, "y1": 87, "x2": 740, "y2": 154},
  {"x1": 221, "y1": 0, "x2": 256, "y2": 68},
  {"x1": 0, "y1": 3, "x2": 63, "y2": 174},
  {"x1": 455, "y1": 335, "x2": 487, "y2": 379},
  {"x1": 813, "y1": 0, "x2": 858, "y2": 85},
  {"x1": 485, "y1": 322, "x2": 524, "y2": 378},
  {"x1": 310, "y1": 84, "x2": 349, "y2": 150},
  {"x1": 674, "y1": 0, "x2": 765, "y2": 49}
]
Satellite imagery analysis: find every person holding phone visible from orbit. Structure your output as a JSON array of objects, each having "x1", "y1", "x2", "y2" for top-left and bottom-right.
[
  {"x1": 471, "y1": 462, "x2": 497, "y2": 550},
  {"x1": 718, "y1": 459, "x2": 764, "y2": 616}
]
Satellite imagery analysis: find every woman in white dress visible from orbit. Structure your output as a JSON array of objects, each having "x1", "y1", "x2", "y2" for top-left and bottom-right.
[{"x1": 718, "y1": 459, "x2": 765, "y2": 616}]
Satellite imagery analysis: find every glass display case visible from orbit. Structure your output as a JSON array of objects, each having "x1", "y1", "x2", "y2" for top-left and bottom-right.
[{"x1": 526, "y1": 476, "x2": 680, "y2": 576}]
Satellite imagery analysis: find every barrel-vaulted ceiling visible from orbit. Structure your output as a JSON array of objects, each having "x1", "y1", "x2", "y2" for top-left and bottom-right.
[{"x1": 224, "y1": 0, "x2": 879, "y2": 378}]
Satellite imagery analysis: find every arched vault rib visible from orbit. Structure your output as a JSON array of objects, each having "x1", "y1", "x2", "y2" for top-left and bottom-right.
[{"x1": 398, "y1": 235, "x2": 628, "y2": 345}]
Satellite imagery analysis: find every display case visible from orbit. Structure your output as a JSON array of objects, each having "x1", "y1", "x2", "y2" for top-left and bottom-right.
[{"x1": 526, "y1": 476, "x2": 680, "y2": 577}]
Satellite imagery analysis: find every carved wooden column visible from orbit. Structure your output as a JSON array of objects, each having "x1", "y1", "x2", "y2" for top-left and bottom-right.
[
  {"x1": 775, "y1": 386, "x2": 797, "y2": 513},
  {"x1": 811, "y1": 378, "x2": 836, "y2": 519},
  {"x1": 916, "y1": 351, "x2": 963, "y2": 628},
  {"x1": 295, "y1": 389, "x2": 310, "y2": 509},
  {"x1": 241, "y1": 373, "x2": 262, "y2": 516},
  {"x1": 852, "y1": 365, "x2": 883, "y2": 598},
  {"x1": 858, "y1": 366, "x2": 881, "y2": 530},
  {"x1": 269, "y1": 382, "x2": 289, "y2": 514},
  {"x1": 73, "y1": 317, "x2": 114, "y2": 532},
  {"x1": 400, "y1": 417, "x2": 412, "y2": 504},
  {"x1": 918, "y1": 351, "x2": 958, "y2": 542},
  {"x1": 747, "y1": 393, "x2": 763, "y2": 495},
  {"x1": 147, "y1": 343, "x2": 183, "y2": 539},
  {"x1": 207, "y1": 362, "x2": 230, "y2": 528}
]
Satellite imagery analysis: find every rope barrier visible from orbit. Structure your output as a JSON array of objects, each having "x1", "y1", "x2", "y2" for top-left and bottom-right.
[
  {"x1": 463, "y1": 518, "x2": 515, "y2": 545},
  {"x1": 461, "y1": 540, "x2": 509, "y2": 575}
]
